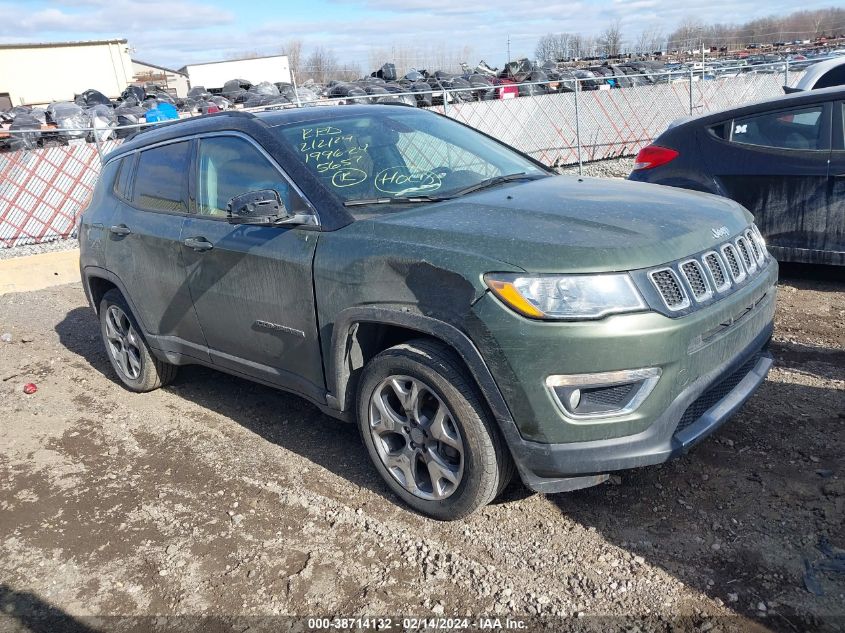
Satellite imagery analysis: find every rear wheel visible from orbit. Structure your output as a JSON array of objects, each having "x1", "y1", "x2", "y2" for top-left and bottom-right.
[
  {"x1": 99, "y1": 289, "x2": 177, "y2": 392},
  {"x1": 357, "y1": 339, "x2": 512, "y2": 520}
]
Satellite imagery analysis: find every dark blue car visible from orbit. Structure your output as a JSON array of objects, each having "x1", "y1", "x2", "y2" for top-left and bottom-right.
[{"x1": 629, "y1": 86, "x2": 845, "y2": 266}]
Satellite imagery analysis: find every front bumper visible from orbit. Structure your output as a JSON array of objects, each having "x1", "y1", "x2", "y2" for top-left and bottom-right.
[
  {"x1": 498, "y1": 324, "x2": 772, "y2": 492},
  {"x1": 469, "y1": 258, "x2": 778, "y2": 493}
]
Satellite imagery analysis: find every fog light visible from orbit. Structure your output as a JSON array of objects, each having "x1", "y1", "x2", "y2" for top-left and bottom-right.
[{"x1": 546, "y1": 368, "x2": 661, "y2": 420}]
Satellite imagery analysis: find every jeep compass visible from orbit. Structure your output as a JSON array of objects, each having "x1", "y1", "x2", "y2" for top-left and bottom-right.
[{"x1": 79, "y1": 106, "x2": 777, "y2": 519}]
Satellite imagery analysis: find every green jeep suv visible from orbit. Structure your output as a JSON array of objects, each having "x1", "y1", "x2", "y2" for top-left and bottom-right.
[{"x1": 78, "y1": 105, "x2": 777, "y2": 519}]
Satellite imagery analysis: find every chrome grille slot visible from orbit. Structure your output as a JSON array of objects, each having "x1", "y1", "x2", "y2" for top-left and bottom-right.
[
  {"x1": 649, "y1": 268, "x2": 690, "y2": 311},
  {"x1": 703, "y1": 251, "x2": 731, "y2": 293},
  {"x1": 720, "y1": 244, "x2": 746, "y2": 283},
  {"x1": 736, "y1": 237, "x2": 756, "y2": 273},
  {"x1": 744, "y1": 229, "x2": 763, "y2": 264},
  {"x1": 750, "y1": 226, "x2": 768, "y2": 263},
  {"x1": 680, "y1": 259, "x2": 712, "y2": 302}
]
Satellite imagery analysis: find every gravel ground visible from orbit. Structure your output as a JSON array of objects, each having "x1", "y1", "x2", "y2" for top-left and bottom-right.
[
  {"x1": 557, "y1": 157, "x2": 634, "y2": 179},
  {"x1": 0, "y1": 264, "x2": 842, "y2": 633},
  {"x1": 0, "y1": 237, "x2": 79, "y2": 260}
]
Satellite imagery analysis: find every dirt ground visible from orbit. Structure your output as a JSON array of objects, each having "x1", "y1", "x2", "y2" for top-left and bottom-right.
[{"x1": 0, "y1": 264, "x2": 843, "y2": 633}]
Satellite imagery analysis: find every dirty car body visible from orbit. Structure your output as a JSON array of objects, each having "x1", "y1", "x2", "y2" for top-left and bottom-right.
[{"x1": 79, "y1": 105, "x2": 777, "y2": 519}]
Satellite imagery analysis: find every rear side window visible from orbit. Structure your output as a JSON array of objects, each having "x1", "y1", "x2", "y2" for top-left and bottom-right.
[
  {"x1": 816, "y1": 66, "x2": 845, "y2": 89},
  {"x1": 730, "y1": 106, "x2": 826, "y2": 151},
  {"x1": 113, "y1": 156, "x2": 133, "y2": 201},
  {"x1": 133, "y1": 141, "x2": 190, "y2": 213}
]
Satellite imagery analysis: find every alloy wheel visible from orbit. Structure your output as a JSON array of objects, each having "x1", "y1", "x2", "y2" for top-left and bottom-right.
[
  {"x1": 104, "y1": 305, "x2": 142, "y2": 380},
  {"x1": 368, "y1": 375, "x2": 464, "y2": 500}
]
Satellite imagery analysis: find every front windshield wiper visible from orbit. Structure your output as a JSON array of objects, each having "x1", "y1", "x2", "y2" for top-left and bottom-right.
[
  {"x1": 448, "y1": 172, "x2": 541, "y2": 198},
  {"x1": 343, "y1": 195, "x2": 447, "y2": 207}
]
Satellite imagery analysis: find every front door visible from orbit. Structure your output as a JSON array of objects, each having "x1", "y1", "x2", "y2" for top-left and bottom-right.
[
  {"x1": 180, "y1": 134, "x2": 325, "y2": 399},
  {"x1": 705, "y1": 102, "x2": 833, "y2": 258}
]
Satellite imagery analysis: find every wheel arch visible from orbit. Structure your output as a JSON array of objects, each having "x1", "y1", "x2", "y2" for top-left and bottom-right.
[
  {"x1": 328, "y1": 307, "x2": 514, "y2": 430},
  {"x1": 82, "y1": 267, "x2": 146, "y2": 330}
]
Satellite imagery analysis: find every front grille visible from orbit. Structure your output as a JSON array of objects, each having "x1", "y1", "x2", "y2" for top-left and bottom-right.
[
  {"x1": 643, "y1": 225, "x2": 768, "y2": 316},
  {"x1": 721, "y1": 244, "x2": 745, "y2": 281},
  {"x1": 736, "y1": 237, "x2": 755, "y2": 272},
  {"x1": 704, "y1": 252, "x2": 730, "y2": 291},
  {"x1": 681, "y1": 260, "x2": 710, "y2": 300},
  {"x1": 650, "y1": 269, "x2": 688, "y2": 309},
  {"x1": 675, "y1": 351, "x2": 763, "y2": 433}
]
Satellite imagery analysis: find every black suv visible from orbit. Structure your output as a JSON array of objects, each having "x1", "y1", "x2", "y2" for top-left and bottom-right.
[{"x1": 80, "y1": 106, "x2": 777, "y2": 519}]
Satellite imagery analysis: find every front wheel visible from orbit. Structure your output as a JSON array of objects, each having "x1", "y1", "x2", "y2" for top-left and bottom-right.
[{"x1": 356, "y1": 339, "x2": 513, "y2": 520}]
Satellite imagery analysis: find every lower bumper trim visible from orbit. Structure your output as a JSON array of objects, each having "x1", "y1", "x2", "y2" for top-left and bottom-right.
[{"x1": 501, "y1": 322, "x2": 773, "y2": 493}]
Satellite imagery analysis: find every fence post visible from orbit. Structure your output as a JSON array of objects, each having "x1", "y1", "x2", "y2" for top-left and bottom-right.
[
  {"x1": 784, "y1": 58, "x2": 789, "y2": 87},
  {"x1": 93, "y1": 131, "x2": 104, "y2": 165},
  {"x1": 443, "y1": 89, "x2": 449, "y2": 116},
  {"x1": 689, "y1": 66, "x2": 694, "y2": 116},
  {"x1": 574, "y1": 77, "x2": 582, "y2": 176}
]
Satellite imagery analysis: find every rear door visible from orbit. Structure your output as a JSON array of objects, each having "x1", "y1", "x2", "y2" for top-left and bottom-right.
[
  {"x1": 105, "y1": 141, "x2": 207, "y2": 361},
  {"x1": 180, "y1": 133, "x2": 325, "y2": 399},
  {"x1": 704, "y1": 102, "x2": 832, "y2": 257}
]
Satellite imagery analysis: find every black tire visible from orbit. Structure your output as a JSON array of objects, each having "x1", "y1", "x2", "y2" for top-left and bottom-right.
[
  {"x1": 356, "y1": 338, "x2": 513, "y2": 520},
  {"x1": 99, "y1": 289, "x2": 177, "y2": 392}
]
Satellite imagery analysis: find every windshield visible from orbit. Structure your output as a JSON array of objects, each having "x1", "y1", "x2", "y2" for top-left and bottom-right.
[{"x1": 272, "y1": 108, "x2": 548, "y2": 214}]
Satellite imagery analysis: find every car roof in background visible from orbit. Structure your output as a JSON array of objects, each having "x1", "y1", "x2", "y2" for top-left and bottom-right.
[
  {"x1": 671, "y1": 85, "x2": 845, "y2": 129},
  {"x1": 793, "y1": 56, "x2": 845, "y2": 91}
]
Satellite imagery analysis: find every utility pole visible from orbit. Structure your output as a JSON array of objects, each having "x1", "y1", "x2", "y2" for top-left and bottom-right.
[{"x1": 507, "y1": 35, "x2": 511, "y2": 63}]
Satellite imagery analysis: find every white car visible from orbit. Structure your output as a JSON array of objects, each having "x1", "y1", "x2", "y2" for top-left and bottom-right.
[{"x1": 784, "y1": 56, "x2": 845, "y2": 92}]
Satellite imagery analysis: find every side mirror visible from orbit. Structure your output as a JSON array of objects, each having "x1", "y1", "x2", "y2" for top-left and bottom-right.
[{"x1": 227, "y1": 190, "x2": 288, "y2": 225}]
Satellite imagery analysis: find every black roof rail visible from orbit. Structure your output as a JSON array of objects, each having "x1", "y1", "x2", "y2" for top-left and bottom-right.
[{"x1": 126, "y1": 109, "x2": 258, "y2": 141}]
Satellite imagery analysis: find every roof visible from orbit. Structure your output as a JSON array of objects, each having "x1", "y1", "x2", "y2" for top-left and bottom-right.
[
  {"x1": 105, "y1": 105, "x2": 425, "y2": 160},
  {"x1": 794, "y1": 56, "x2": 845, "y2": 90},
  {"x1": 675, "y1": 85, "x2": 845, "y2": 128},
  {"x1": 178, "y1": 53, "x2": 289, "y2": 72},
  {"x1": 0, "y1": 39, "x2": 128, "y2": 50},
  {"x1": 132, "y1": 59, "x2": 187, "y2": 76}
]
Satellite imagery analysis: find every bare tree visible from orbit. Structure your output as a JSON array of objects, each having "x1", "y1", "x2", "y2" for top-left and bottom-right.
[
  {"x1": 302, "y1": 46, "x2": 338, "y2": 84},
  {"x1": 535, "y1": 32, "x2": 573, "y2": 62},
  {"x1": 598, "y1": 19, "x2": 624, "y2": 58},
  {"x1": 280, "y1": 39, "x2": 303, "y2": 78},
  {"x1": 635, "y1": 26, "x2": 664, "y2": 56}
]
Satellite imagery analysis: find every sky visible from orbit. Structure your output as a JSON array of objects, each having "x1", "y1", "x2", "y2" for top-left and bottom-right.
[{"x1": 0, "y1": 0, "x2": 840, "y2": 71}]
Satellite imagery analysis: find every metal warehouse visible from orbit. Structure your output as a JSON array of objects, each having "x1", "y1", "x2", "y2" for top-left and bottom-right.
[{"x1": 0, "y1": 39, "x2": 134, "y2": 107}]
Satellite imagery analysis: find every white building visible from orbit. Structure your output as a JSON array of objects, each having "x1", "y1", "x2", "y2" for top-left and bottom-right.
[
  {"x1": 132, "y1": 59, "x2": 190, "y2": 97},
  {"x1": 0, "y1": 39, "x2": 133, "y2": 107},
  {"x1": 179, "y1": 55, "x2": 292, "y2": 90}
]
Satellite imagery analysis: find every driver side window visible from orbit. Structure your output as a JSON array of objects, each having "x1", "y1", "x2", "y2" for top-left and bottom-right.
[{"x1": 197, "y1": 136, "x2": 306, "y2": 218}]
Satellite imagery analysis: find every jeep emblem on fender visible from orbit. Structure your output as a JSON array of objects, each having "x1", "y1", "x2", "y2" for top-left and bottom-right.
[{"x1": 712, "y1": 226, "x2": 730, "y2": 240}]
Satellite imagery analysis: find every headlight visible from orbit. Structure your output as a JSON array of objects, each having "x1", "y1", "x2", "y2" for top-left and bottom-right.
[{"x1": 484, "y1": 273, "x2": 647, "y2": 320}]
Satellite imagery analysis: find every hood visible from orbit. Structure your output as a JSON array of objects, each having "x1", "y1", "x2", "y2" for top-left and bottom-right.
[{"x1": 364, "y1": 175, "x2": 752, "y2": 273}]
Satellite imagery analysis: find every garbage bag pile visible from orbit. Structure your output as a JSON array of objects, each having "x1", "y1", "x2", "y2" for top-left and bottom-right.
[{"x1": 1, "y1": 56, "x2": 681, "y2": 152}]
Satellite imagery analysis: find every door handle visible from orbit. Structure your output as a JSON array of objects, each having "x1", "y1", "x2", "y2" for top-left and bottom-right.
[
  {"x1": 183, "y1": 237, "x2": 214, "y2": 252},
  {"x1": 109, "y1": 224, "x2": 131, "y2": 236}
]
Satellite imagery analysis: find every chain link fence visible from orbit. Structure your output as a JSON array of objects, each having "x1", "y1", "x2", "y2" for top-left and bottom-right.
[{"x1": 1, "y1": 63, "x2": 804, "y2": 247}]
